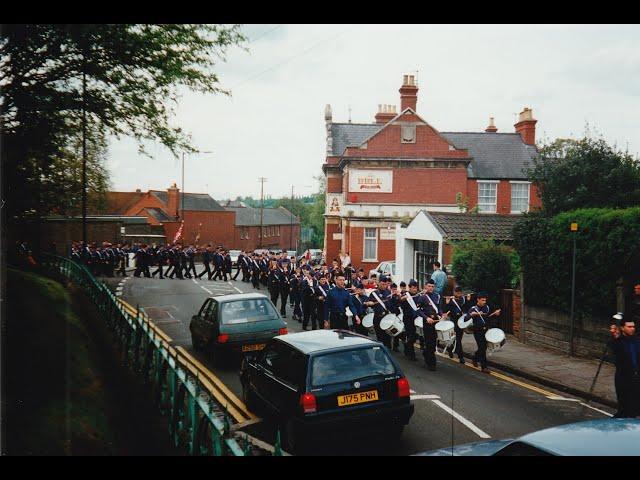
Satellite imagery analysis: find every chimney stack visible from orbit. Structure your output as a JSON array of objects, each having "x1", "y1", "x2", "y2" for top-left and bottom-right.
[
  {"x1": 485, "y1": 117, "x2": 498, "y2": 133},
  {"x1": 325, "y1": 104, "x2": 333, "y2": 155},
  {"x1": 167, "y1": 183, "x2": 180, "y2": 219},
  {"x1": 514, "y1": 107, "x2": 537, "y2": 145},
  {"x1": 399, "y1": 74, "x2": 418, "y2": 112},
  {"x1": 374, "y1": 104, "x2": 397, "y2": 124}
]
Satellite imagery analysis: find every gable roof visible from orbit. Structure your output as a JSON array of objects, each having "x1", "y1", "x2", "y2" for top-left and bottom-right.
[
  {"x1": 423, "y1": 211, "x2": 521, "y2": 242},
  {"x1": 150, "y1": 191, "x2": 226, "y2": 212},
  {"x1": 329, "y1": 121, "x2": 537, "y2": 179},
  {"x1": 225, "y1": 206, "x2": 299, "y2": 226},
  {"x1": 145, "y1": 207, "x2": 173, "y2": 222},
  {"x1": 92, "y1": 191, "x2": 145, "y2": 215}
]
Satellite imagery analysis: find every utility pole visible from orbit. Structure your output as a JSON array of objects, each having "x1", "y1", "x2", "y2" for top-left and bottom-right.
[
  {"x1": 81, "y1": 39, "x2": 88, "y2": 246},
  {"x1": 258, "y1": 177, "x2": 267, "y2": 248},
  {"x1": 181, "y1": 152, "x2": 185, "y2": 220},
  {"x1": 290, "y1": 185, "x2": 294, "y2": 251}
]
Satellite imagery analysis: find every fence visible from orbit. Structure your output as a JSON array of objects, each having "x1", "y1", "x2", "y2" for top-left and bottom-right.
[{"x1": 39, "y1": 253, "x2": 281, "y2": 456}]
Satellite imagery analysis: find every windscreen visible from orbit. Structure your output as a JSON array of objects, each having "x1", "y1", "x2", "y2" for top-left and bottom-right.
[
  {"x1": 311, "y1": 346, "x2": 396, "y2": 387},
  {"x1": 220, "y1": 299, "x2": 280, "y2": 325}
]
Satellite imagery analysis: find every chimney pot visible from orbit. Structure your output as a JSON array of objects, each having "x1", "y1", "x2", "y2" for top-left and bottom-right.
[
  {"x1": 399, "y1": 73, "x2": 419, "y2": 112},
  {"x1": 485, "y1": 116, "x2": 498, "y2": 133},
  {"x1": 514, "y1": 107, "x2": 537, "y2": 145}
]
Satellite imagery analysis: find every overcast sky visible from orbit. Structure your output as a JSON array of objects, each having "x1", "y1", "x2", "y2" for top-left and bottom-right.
[{"x1": 106, "y1": 24, "x2": 640, "y2": 200}]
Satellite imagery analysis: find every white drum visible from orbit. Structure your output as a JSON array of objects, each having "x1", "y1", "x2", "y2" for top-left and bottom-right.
[
  {"x1": 361, "y1": 312, "x2": 375, "y2": 333},
  {"x1": 485, "y1": 328, "x2": 506, "y2": 354},
  {"x1": 414, "y1": 317, "x2": 424, "y2": 337},
  {"x1": 380, "y1": 313, "x2": 404, "y2": 337},
  {"x1": 345, "y1": 307, "x2": 354, "y2": 327},
  {"x1": 435, "y1": 320, "x2": 455, "y2": 344},
  {"x1": 457, "y1": 314, "x2": 474, "y2": 334}
]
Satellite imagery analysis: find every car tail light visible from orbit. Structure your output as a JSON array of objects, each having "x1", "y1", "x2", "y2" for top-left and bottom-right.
[
  {"x1": 300, "y1": 393, "x2": 317, "y2": 414},
  {"x1": 397, "y1": 377, "x2": 410, "y2": 398},
  {"x1": 278, "y1": 328, "x2": 288, "y2": 335},
  {"x1": 217, "y1": 334, "x2": 229, "y2": 344}
]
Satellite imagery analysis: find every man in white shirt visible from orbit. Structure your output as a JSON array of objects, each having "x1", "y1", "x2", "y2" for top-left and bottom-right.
[{"x1": 341, "y1": 251, "x2": 352, "y2": 269}]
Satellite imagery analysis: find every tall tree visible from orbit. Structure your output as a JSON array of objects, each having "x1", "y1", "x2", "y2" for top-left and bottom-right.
[
  {"x1": 528, "y1": 136, "x2": 640, "y2": 215},
  {"x1": 1, "y1": 24, "x2": 246, "y2": 221}
]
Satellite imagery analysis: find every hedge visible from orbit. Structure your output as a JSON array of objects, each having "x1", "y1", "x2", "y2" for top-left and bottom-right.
[{"x1": 513, "y1": 207, "x2": 640, "y2": 318}]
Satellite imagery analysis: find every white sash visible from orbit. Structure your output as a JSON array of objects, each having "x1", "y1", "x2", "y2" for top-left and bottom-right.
[
  {"x1": 318, "y1": 284, "x2": 327, "y2": 297},
  {"x1": 426, "y1": 294, "x2": 440, "y2": 315},
  {"x1": 405, "y1": 292, "x2": 419, "y2": 311},
  {"x1": 371, "y1": 291, "x2": 389, "y2": 311},
  {"x1": 451, "y1": 297, "x2": 463, "y2": 313},
  {"x1": 472, "y1": 306, "x2": 487, "y2": 325}
]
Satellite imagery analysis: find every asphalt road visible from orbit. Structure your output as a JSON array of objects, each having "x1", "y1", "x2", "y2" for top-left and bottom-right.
[{"x1": 105, "y1": 269, "x2": 616, "y2": 455}]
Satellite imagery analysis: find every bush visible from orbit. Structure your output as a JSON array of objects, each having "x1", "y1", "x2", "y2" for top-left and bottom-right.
[
  {"x1": 451, "y1": 238, "x2": 517, "y2": 302},
  {"x1": 513, "y1": 207, "x2": 640, "y2": 317}
]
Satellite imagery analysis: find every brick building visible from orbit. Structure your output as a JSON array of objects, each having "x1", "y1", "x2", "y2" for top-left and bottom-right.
[
  {"x1": 223, "y1": 201, "x2": 300, "y2": 252},
  {"x1": 323, "y1": 74, "x2": 542, "y2": 272}
]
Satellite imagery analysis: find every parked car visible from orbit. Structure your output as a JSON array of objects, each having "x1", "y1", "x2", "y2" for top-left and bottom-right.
[
  {"x1": 189, "y1": 293, "x2": 287, "y2": 364},
  {"x1": 415, "y1": 419, "x2": 640, "y2": 456},
  {"x1": 228, "y1": 249, "x2": 241, "y2": 265},
  {"x1": 239, "y1": 329, "x2": 414, "y2": 454},
  {"x1": 299, "y1": 249, "x2": 323, "y2": 265},
  {"x1": 369, "y1": 261, "x2": 397, "y2": 283}
]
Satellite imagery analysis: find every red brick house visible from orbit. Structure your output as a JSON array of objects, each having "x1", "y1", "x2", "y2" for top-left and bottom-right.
[
  {"x1": 223, "y1": 201, "x2": 300, "y2": 252},
  {"x1": 323, "y1": 74, "x2": 542, "y2": 271}
]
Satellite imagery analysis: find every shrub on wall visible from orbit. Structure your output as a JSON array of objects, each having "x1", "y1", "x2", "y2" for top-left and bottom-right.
[{"x1": 513, "y1": 207, "x2": 640, "y2": 318}]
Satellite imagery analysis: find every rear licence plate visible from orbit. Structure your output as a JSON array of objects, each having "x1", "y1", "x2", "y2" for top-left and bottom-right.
[
  {"x1": 337, "y1": 390, "x2": 379, "y2": 407},
  {"x1": 242, "y1": 343, "x2": 266, "y2": 352}
]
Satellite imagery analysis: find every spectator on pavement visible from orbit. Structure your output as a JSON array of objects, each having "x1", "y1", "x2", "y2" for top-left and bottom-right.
[
  {"x1": 609, "y1": 316, "x2": 640, "y2": 418},
  {"x1": 430, "y1": 262, "x2": 447, "y2": 296}
]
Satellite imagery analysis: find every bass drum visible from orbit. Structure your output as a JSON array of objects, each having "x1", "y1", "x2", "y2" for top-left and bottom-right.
[
  {"x1": 380, "y1": 313, "x2": 404, "y2": 337},
  {"x1": 435, "y1": 320, "x2": 455, "y2": 344},
  {"x1": 485, "y1": 328, "x2": 506, "y2": 355},
  {"x1": 361, "y1": 312, "x2": 375, "y2": 334}
]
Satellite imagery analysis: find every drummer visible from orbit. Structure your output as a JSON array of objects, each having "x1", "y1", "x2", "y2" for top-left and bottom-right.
[
  {"x1": 444, "y1": 286, "x2": 468, "y2": 364},
  {"x1": 421, "y1": 279, "x2": 449, "y2": 371},
  {"x1": 390, "y1": 283, "x2": 403, "y2": 352},
  {"x1": 399, "y1": 279, "x2": 427, "y2": 362},
  {"x1": 324, "y1": 275, "x2": 361, "y2": 330},
  {"x1": 467, "y1": 292, "x2": 501, "y2": 373},
  {"x1": 364, "y1": 275, "x2": 396, "y2": 348},
  {"x1": 351, "y1": 285, "x2": 369, "y2": 335}
]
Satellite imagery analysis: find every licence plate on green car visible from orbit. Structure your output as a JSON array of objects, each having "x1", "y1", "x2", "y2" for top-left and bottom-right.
[{"x1": 242, "y1": 343, "x2": 266, "y2": 352}]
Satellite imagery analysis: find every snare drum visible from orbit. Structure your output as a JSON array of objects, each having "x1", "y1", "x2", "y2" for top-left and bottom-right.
[
  {"x1": 361, "y1": 313, "x2": 375, "y2": 334},
  {"x1": 380, "y1": 313, "x2": 405, "y2": 337},
  {"x1": 485, "y1": 328, "x2": 506, "y2": 354},
  {"x1": 414, "y1": 317, "x2": 424, "y2": 337},
  {"x1": 457, "y1": 314, "x2": 474, "y2": 334},
  {"x1": 435, "y1": 320, "x2": 455, "y2": 344}
]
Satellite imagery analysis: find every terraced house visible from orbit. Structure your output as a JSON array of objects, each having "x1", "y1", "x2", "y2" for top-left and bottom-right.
[{"x1": 322, "y1": 74, "x2": 542, "y2": 276}]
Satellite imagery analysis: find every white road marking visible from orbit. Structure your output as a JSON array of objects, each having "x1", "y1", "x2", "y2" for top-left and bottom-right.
[
  {"x1": 411, "y1": 394, "x2": 441, "y2": 400},
  {"x1": 545, "y1": 395, "x2": 580, "y2": 402},
  {"x1": 431, "y1": 399, "x2": 491, "y2": 439},
  {"x1": 200, "y1": 286, "x2": 213, "y2": 295},
  {"x1": 234, "y1": 287, "x2": 243, "y2": 293},
  {"x1": 410, "y1": 389, "x2": 417, "y2": 394},
  {"x1": 579, "y1": 403, "x2": 614, "y2": 417}
]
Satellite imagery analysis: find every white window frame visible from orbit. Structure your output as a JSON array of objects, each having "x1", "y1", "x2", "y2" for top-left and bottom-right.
[
  {"x1": 363, "y1": 228, "x2": 378, "y2": 262},
  {"x1": 477, "y1": 180, "x2": 499, "y2": 213},
  {"x1": 510, "y1": 181, "x2": 531, "y2": 214}
]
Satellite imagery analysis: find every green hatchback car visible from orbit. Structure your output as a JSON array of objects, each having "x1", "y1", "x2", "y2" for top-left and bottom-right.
[{"x1": 190, "y1": 293, "x2": 287, "y2": 363}]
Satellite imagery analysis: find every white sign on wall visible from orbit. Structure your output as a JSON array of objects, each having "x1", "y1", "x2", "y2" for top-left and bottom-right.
[
  {"x1": 325, "y1": 193, "x2": 343, "y2": 215},
  {"x1": 380, "y1": 229, "x2": 396, "y2": 240},
  {"x1": 332, "y1": 233, "x2": 343, "y2": 240},
  {"x1": 348, "y1": 169, "x2": 393, "y2": 193}
]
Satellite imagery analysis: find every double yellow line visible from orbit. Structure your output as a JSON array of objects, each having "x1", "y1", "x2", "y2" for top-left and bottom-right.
[{"x1": 117, "y1": 299, "x2": 258, "y2": 424}]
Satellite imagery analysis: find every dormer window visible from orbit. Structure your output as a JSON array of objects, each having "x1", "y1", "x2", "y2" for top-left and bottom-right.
[{"x1": 401, "y1": 125, "x2": 416, "y2": 143}]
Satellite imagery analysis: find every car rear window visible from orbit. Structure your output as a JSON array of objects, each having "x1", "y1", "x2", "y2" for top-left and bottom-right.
[
  {"x1": 220, "y1": 299, "x2": 280, "y2": 325},
  {"x1": 310, "y1": 346, "x2": 396, "y2": 387}
]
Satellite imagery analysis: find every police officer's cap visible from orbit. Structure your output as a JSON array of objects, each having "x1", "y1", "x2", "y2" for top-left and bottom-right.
[
  {"x1": 379, "y1": 275, "x2": 390, "y2": 282},
  {"x1": 399, "y1": 281, "x2": 407, "y2": 287},
  {"x1": 408, "y1": 279, "x2": 419, "y2": 287}
]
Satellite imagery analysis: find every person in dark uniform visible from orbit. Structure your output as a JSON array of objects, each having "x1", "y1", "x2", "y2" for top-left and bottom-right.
[
  {"x1": 351, "y1": 286, "x2": 369, "y2": 335},
  {"x1": 324, "y1": 275, "x2": 361, "y2": 330},
  {"x1": 267, "y1": 262, "x2": 281, "y2": 309},
  {"x1": 301, "y1": 271, "x2": 318, "y2": 330},
  {"x1": 364, "y1": 276, "x2": 396, "y2": 348},
  {"x1": 399, "y1": 279, "x2": 426, "y2": 361},
  {"x1": 197, "y1": 245, "x2": 213, "y2": 280},
  {"x1": 133, "y1": 244, "x2": 147, "y2": 278},
  {"x1": 315, "y1": 275, "x2": 331, "y2": 329},
  {"x1": 390, "y1": 283, "x2": 403, "y2": 352},
  {"x1": 241, "y1": 252, "x2": 252, "y2": 282},
  {"x1": 232, "y1": 251, "x2": 244, "y2": 281},
  {"x1": 222, "y1": 250, "x2": 232, "y2": 282},
  {"x1": 609, "y1": 315, "x2": 640, "y2": 418},
  {"x1": 184, "y1": 245, "x2": 197, "y2": 278},
  {"x1": 211, "y1": 248, "x2": 223, "y2": 280},
  {"x1": 289, "y1": 267, "x2": 303, "y2": 322},
  {"x1": 259, "y1": 256, "x2": 269, "y2": 286},
  {"x1": 168, "y1": 246, "x2": 184, "y2": 279},
  {"x1": 115, "y1": 243, "x2": 127, "y2": 276},
  {"x1": 630, "y1": 283, "x2": 640, "y2": 325},
  {"x1": 250, "y1": 254, "x2": 261, "y2": 289},
  {"x1": 419, "y1": 279, "x2": 446, "y2": 370},
  {"x1": 444, "y1": 286, "x2": 468, "y2": 364},
  {"x1": 278, "y1": 264, "x2": 291, "y2": 318},
  {"x1": 152, "y1": 245, "x2": 167, "y2": 279},
  {"x1": 467, "y1": 292, "x2": 501, "y2": 373}
]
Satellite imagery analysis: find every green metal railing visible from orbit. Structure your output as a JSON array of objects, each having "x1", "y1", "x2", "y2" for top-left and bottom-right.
[{"x1": 39, "y1": 253, "x2": 263, "y2": 456}]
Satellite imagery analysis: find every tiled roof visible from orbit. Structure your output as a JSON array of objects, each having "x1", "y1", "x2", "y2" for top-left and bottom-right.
[
  {"x1": 225, "y1": 206, "x2": 299, "y2": 226},
  {"x1": 93, "y1": 191, "x2": 144, "y2": 215},
  {"x1": 425, "y1": 211, "x2": 521, "y2": 241},
  {"x1": 441, "y1": 132, "x2": 537, "y2": 179},
  {"x1": 146, "y1": 207, "x2": 173, "y2": 222},
  {"x1": 150, "y1": 191, "x2": 225, "y2": 212},
  {"x1": 329, "y1": 123, "x2": 537, "y2": 179}
]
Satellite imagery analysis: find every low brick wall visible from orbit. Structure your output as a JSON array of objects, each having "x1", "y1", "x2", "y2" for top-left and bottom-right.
[{"x1": 523, "y1": 305, "x2": 612, "y2": 360}]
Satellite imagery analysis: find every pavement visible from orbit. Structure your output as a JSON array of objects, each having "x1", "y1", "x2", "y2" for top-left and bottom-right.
[{"x1": 459, "y1": 333, "x2": 617, "y2": 408}]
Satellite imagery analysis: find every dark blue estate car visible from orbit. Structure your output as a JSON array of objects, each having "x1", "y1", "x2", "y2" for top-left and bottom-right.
[{"x1": 239, "y1": 329, "x2": 414, "y2": 454}]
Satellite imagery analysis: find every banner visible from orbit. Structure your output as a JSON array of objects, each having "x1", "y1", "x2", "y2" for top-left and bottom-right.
[
  {"x1": 348, "y1": 169, "x2": 393, "y2": 193},
  {"x1": 173, "y1": 221, "x2": 184, "y2": 244}
]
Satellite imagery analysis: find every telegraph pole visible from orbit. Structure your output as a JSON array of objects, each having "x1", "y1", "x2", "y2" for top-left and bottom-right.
[
  {"x1": 290, "y1": 185, "x2": 294, "y2": 251},
  {"x1": 258, "y1": 177, "x2": 267, "y2": 248},
  {"x1": 81, "y1": 39, "x2": 88, "y2": 246},
  {"x1": 181, "y1": 152, "x2": 185, "y2": 220},
  {"x1": 569, "y1": 222, "x2": 578, "y2": 356}
]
